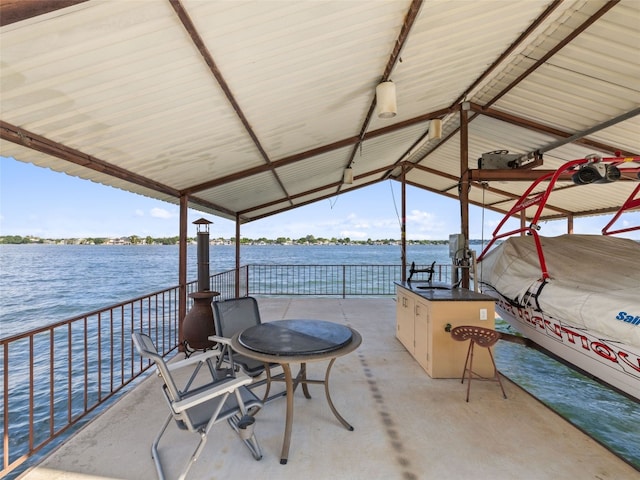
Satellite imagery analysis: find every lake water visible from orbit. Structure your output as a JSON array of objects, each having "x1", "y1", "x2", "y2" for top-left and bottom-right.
[
  {"x1": 0, "y1": 243, "x2": 638, "y2": 471},
  {"x1": 0, "y1": 243, "x2": 450, "y2": 335}
]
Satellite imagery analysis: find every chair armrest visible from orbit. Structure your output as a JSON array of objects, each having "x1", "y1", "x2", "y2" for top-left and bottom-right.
[
  {"x1": 209, "y1": 335, "x2": 231, "y2": 345},
  {"x1": 171, "y1": 374, "x2": 254, "y2": 413},
  {"x1": 166, "y1": 348, "x2": 221, "y2": 373}
]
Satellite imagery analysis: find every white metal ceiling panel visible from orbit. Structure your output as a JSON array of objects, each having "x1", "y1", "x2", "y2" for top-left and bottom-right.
[
  {"x1": 405, "y1": 167, "x2": 458, "y2": 196},
  {"x1": 362, "y1": 122, "x2": 431, "y2": 167},
  {"x1": 592, "y1": 115, "x2": 640, "y2": 154},
  {"x1": 184, "y1": 0, "x2": 412, "y2": 160},
  {"x1": 244, "y1": 199, "x2": 294, "y2": 222},
  {"x1": 274, "y1": 148, "x2": 351, "y2": 197},
  {"x1": 480, "y1": 1, "x2": 639, "y2": 148},
  {"x1": 1, "y1": 0, "x2": 638, "y2": 227},
  {"x1": 0, "y1": 139, "x2": 183, "y2": 210},
  {"x1": 198, "y1": 170, "x2": 285, "y2": 215},
  {"x1": 248, "y1": 183, "x2": 346, "y2": 221},
  {"x1": 386, "y1": 0, "x2": 556, "y2": 121},
  {"x1": 1, "y1": 1, "x2": 265, "y2": 193}
]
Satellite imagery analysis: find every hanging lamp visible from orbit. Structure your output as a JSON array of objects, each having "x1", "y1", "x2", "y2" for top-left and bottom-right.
[
  {"x1": 376, "y1": 81, "x2": 397, "y2": 118},
  {"x1": 343, "y1": 167, "x2": 354, "y2": 184}
]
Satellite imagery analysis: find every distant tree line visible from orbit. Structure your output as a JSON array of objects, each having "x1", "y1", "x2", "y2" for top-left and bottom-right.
[
  {"x1": 0, "y1": 235, "x2": 182, "y2": 245},
  {"x1": 1, "y1": 235, "x2": 487, "y2": 246},
  {"x1": 1, "y1": 235, "x2": 34, "y2": 244}
]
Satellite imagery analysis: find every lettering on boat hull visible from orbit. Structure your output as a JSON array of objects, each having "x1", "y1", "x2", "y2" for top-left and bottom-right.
[{"x1": 492, "y1": 296, "x2": 640, "y2": 401}]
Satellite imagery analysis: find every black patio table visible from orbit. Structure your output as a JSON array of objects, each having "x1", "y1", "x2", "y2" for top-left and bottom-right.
[{"x1": 230, "y1": 319, "x2": 362, "y2": 464}]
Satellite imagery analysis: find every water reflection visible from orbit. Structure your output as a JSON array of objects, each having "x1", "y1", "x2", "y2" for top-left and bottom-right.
[{"x1": 495, "y1": 320, "x2": 640, "y2": 469}]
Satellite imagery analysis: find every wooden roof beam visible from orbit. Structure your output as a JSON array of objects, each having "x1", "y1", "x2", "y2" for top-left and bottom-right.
[
  {"x1": 0, "y1": 121, "x2": 180, "y2": 197},
  {"x1": 339, "y1": 0, "x2": 424, "y2": 194},
  {"x1": 483, "y1": 0, "x2": 620, "y2": 109},
  {"x1": 0, "y1": 0, "x2": 89, "y2": 27},
  {"x1": 168, "y1": 0, "x2": 293, "y2": 207},
  {"x1": 1, "y1": 122, "x2": 237, "y2": 219},
  {"x1": 475, "y1": 105, "x2": 639, "y2": 157},
  {"x1": 470, "y1": 168, "x2": 640, "y2": 182},
  {"x1": 184, "y1": 107, "x2": 453, "y2": 195}
]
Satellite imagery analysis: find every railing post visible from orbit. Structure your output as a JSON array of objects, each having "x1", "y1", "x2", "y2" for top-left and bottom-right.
[{"x1": 342, "y1": 265, "x2": 346, "y2": 298}]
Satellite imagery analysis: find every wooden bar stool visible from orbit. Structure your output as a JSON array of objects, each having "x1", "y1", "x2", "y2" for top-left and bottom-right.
[{"x1": 450, "y1": 325, "x2": 507, "y2": 402}]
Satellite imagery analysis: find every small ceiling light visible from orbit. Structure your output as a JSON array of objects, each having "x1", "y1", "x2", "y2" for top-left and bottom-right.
[
  {"x1": 343, "y1": 167, "x2": 354, "y2": 184},
  {"x1": 376, "y1": 81, "x2": 397, "y2": 118},
  {"x1": 428, "y1": 119, "x2": 442, "y2": 140}
]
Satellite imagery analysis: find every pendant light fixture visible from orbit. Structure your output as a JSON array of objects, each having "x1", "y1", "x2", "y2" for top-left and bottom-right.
[
  {"x1": 376, "y1": 81, "x2": 397, "y2": 118},
  {"x1": 343, "y1": 167, "x2": 354, "y2": 184},
  {"x1": 429, "y1": 118, "x2": 442, "y2": 140}
]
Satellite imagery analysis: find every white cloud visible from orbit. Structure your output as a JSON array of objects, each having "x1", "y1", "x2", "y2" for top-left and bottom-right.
[
  {"x1": 350, "y1": 220, "x2": 371, "y2": 229},
  {"x1": 407, "y1": 209, "x2": 435, "y2": 222},
  {"x1": 150, "y1": 207, "x2": 176, "y2": 219},
  {"x1": 403, "y1": 209, "x2": 447, "y2": 238},
  {"x1": 372, "y1": 217, "x2": 401, "y2": 229},
  {"x1": 135, "y1": 209, "x2": 144, "y2": 217},
  {"x1": 339, "y1": 229, "x2": 368, "y2": 239}
]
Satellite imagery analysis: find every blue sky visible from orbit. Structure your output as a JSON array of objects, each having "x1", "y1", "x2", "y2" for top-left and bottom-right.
[{"x1": 1, "y1": 156, "x2": 638, "y2": 240}]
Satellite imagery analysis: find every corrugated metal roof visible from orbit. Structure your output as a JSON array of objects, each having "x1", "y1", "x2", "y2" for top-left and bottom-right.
[{"x1": 1, "y1": 0, "x2": 638, "y2": 228}]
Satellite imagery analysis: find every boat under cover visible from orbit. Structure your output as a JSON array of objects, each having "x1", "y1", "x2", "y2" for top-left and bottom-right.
[{"x1": 479, "y1": 234, "x2": 640, "y2": 400}]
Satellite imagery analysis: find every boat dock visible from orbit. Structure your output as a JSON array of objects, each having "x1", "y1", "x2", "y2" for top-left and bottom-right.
[{"x1": 19, "y1": 298, "x2": 638, "y2": 480}]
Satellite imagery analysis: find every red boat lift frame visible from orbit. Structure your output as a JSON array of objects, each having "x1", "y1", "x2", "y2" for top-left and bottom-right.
[{"x1": 477, "y1": 156, "x2": 640, "y2": 280}]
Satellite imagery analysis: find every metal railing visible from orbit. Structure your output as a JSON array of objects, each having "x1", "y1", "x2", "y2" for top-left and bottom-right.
[
  {"x1": 0, "y1": 285, "x2": 187, "y2": 476},
  {"x1": 0, "y1": 263, "x2": 448, "y2": 476},
  {"x1": 247, "y1": 263, "x2": 451, "y2": 297}
]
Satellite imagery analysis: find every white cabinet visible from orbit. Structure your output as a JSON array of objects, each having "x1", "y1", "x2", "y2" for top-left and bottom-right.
[
  {"x1": 395, "y1": 285, "x2": 496, "y2": 378},
  {"x1": 396, "y1": 289, "x2": 415, "y2": 353},
  {"x1": 413, "y1": 300, "x2": 430, "y2": 372}
]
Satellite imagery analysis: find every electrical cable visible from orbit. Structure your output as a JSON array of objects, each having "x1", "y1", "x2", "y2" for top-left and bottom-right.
[
  {"x1": 479, "y1": 181, "x2": 488, "y2": 288},
  {"x1": 389, "y1": 179, "x2": 406, "y2": 263},
  {"x1": 389, "y1": 179, "x2": 402, "y2": 229}
]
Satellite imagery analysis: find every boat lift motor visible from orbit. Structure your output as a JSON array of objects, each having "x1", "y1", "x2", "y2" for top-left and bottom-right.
[
  {"x1": 478, "y1": 150, "x2": 527, "y2": 169},
  {"x1": 477, "y1": 149, "x2": 542, "y2": 169},
  {"x1": 449, "y1": 233, "x2": 477, "y2": 290}
]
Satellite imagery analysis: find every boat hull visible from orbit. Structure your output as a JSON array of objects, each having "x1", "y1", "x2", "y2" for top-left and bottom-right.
[
  {"x1": 483, "y1": 288, "x2": 640, "y2": 402},
  {"x1": 477, "y1": 234, "x2": 640, "y2": 401},
  {"x1": 474, "y1": 157, "x2": 640, "y2": 401}
]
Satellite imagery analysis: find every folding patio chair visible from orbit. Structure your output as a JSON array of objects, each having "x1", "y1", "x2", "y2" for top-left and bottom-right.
[
  {"x1": 132, "y1": 331, "x2": 263, "y2": 480},
  {"x1": 211, "y1": 296, "x2": 286, "y2": 403}
]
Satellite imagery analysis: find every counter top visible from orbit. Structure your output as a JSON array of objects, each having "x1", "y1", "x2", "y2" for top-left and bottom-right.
[{"x1": 395, "y1": 282, "x2": 496, "y2": 302}]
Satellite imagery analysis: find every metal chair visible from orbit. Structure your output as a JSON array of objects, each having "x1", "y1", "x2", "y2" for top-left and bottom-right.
[
  {"x1": 132, "y1": 331, "x2": 262, "y2": 480},
  {"x1": 211, "y1": 296, "x2": 286, "y2": 403},
  {"x1": 450, "y1": 325, "x2": 507, "y2": 402}
]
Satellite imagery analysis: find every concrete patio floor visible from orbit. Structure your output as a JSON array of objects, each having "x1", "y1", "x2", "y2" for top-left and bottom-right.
[{"x1": 19, "y1": 298, "x2": 638, "y2": 480}]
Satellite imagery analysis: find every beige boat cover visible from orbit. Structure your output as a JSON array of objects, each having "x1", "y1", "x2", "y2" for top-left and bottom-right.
[{"x1": 478, "y1": 234, "x2": 640, "y2": 348}]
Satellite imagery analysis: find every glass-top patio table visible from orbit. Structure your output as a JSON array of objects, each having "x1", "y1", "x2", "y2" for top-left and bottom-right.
[{"x1": 230, "y1": 319, "x2": 362, "y2": 464}]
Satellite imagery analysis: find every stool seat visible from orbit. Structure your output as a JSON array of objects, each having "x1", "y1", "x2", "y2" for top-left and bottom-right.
[
  {"x1": 450, "y1": 326, "x2": 507, "y2": 402},
  {"x1": 450, "y1": 325, "x2": 501, "y2": 347}
]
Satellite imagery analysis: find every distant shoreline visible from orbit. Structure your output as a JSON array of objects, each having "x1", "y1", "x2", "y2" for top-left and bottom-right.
[{"x1": 0, "y1": 235, "x2": 489, "y2": 246}]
